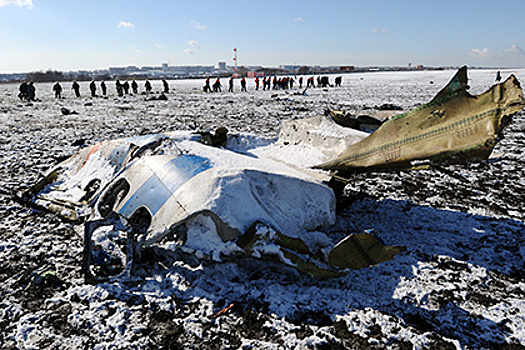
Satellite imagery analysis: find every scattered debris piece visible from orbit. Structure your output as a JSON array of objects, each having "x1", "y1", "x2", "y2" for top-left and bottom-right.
[{"x1": 60, "y1": 107, "x2": 78, "y2": 115}]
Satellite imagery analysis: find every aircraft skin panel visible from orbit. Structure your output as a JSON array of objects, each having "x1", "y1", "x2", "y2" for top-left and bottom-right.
[
  {"x1": 316, "y1": 70, "x2": 525, "y2": 172},
  {"x1": 108, "y1": 134, "x2": 167, "y2": 171},
  {"x1": 118, "y1": 155, "x2": 212, "y2": 218}
]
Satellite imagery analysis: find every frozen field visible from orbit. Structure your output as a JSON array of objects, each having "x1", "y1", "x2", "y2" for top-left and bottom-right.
[{"x1": 1, "y1": 69, "x2": 525, "y2": 349}]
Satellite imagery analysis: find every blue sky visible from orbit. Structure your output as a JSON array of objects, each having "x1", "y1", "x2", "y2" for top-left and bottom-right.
[{"x1": 1, "y1": 0, "x2": 524, "y2": 73}]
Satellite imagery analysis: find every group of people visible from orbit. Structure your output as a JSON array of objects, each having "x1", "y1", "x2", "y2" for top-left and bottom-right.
[
  {"x1": 203, "y1": 77, "x2": 222, "y2": 93},
  {"x1": 203, "y1": 75, "x2": 343, "y2": 93},
  {"x1": 19, "y1": 75, "x2": 343, "y2": 101},
  {"x1": 18, "y1": 81, "x2": 37, "y2": 101},
  {"x1": 49, "y1": 79, "x2": 170, "y2": 99}
]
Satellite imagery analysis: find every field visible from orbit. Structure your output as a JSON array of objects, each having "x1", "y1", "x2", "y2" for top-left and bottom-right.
[{"x1": 1, "y1": 69, "x2": 524, "y2": 349}]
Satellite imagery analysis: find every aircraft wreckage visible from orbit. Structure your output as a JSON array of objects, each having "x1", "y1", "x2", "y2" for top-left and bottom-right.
[{"x1": 18, "y1": 67, "x2": 525, "y2": 282}]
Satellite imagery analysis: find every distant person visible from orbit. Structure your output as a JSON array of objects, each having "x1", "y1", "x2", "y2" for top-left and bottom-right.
[
  {"x1": 72, "y1": 81, "x2": 80, "y2": 97},
  {"x1": 89, "y1": 80, "x2": 96, "y2": 97},
  {"x1": 307, "y1": 77, "x2": 315, "y2": 88},
  {"x1": 162, "y1": 79, "x2": 169, "y2": 93},
  {"x1": 213, "y1": 78, "x2": 222, "y2": 92},
  {"x1": 334, "y1": 76, "x2": 342, "y2": 87},
  {"x1": 203, "y1": 77, "x2": 211, "y2": 93},
  {"x1": 240, "y1": 77, "x2": 247, "y2": 92},
  {"x1": 228, "y1": 77, "x2": 234, "y2": 92},
  {"x1": 298, "y1": 77, "x2": 303, "y2": 89},
  {"x1": 131, "y1": 80, "x2": 138, "y2": 94},
  {"x1": 289, "y1": 77, "x2": 294, "y2": 89},
  {"x1": 122, "y1": 81, "x2": 130, "y2": 95},
  {"x1": 18, "y1": 82, "x2": 29, "y2": 101},
  {"x1": 101, "y1": 81, "x2": 107, "y2": 96},
  {"x1": 52, "y1": 82, "x2": 62, "y2": 99},
  {"x1": 264, "y1": 77, "x2": 270, "y2": 90},
  {"x1": 495, "y1": 71, "x2": 502, "y2": 82},
  {"x1": 144, "y1": 80, "x2": 152, "y2": 93},
  {"x1": 254, "y1": 77, "x2": 260, "y2": 91},
  {"x1": 115, "y1": 79, "x2": 123, "y2": 97},
  {"x1": 27, "y1": 82, "x2": 36, "y2": 101}
]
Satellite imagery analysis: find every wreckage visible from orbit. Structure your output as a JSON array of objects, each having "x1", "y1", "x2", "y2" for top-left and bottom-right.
[
  {"x1": 18, "y1": 67, "x2": 524, "y2": 282},
  {"x1": 318, "y1": 66, "x2": 525, "y2": 175}
]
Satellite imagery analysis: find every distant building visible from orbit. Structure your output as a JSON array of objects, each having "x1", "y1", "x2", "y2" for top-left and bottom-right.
[
  {"x1": 340, "y1": 66, "x2": 355, "y2": 72},
  {"x1": 279, "y1": 65, "x2": 300, "y2": 72},
  {"x1": 109, "y1": 67, "x2": 127, "y2": 75},
  {"x1": 140, "y1": 66, "x2": 159, "y2": 72},
  {"x1": 217, "y1": 61, "x2": 227, "y2": 71}
]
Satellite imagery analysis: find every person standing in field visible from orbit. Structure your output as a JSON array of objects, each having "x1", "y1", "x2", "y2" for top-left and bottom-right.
[
  {"x1": 264, "y1": 77, "x2": 270, "y2": 90},
  {"x1": 131, "y1": 80, "x2": 138, "y2": 94},
  {"x1": 213, "y1": 78, "x2": 222, "y2": 92},
  {"x1": 228, "y1": 77, "x2": 234, "y2": 92},
  {"x1": 101, "y1": 81, "x2": 107, "y2": 96},
  {"x1": 53, "y1": 82, "x2": 62, "y2": 99},
  {"x1": 122, "y1": 81, "x2": 130, "y2": 95},
  {"x1": 240, "y1": 77, "x2": 247, "y2": 92},
  {"x1": 145, "y1": 80, "x2": 152, "y2": 93},
  {"x1": 72, "y1": 81, "x2": 80, "y2": 97},
  {"x1": 27, "y1": 82, "x2": 36, "y2": 101},
  {"x1": 204, "y1": 77, "x2": 211, "y2": 92},
  {"x1": 115, "y1": 80, "x2": 123, "y2": 97},
  {"x1": 162, "y1": 79, "x2": 169, "y2": 93},
  {"x1": 89, "y1": 80, "x2": 96, "y2": 97}
]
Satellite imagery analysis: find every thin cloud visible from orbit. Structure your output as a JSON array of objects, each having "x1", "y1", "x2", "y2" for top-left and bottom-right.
[
  {"x1": 0, "y1": 0, "x2": 33, "y2": 8},
  {"x1": 371, "y1": 28, "x2": 388, "y2": 34},
  {"x1": 118, "y1": 21, "x2": 134, "y2": 29},
  {"x1": 294, "y1": 17, "x2": 304, "y2": 22},
  {"x1": 187, "y1": 40, "x2": 200, "y2": 48},
  {"x1": 184, "y1": 40, "x2": 201, "y2": 54},
  {"x1": 154, "y1": 43, "x2": 164, "y2": 49},
  {"x1": 191, "y1": 20, "x2": 207, "y2": 30},
  {"x1": 505, "y1": 44, "x2": 525, "y2": 56},
  {"x1": 470, "y1": 45, "x2": 525, "y2": 61},
  {"x1": 469, "y1": 47, "x2": 497, "y2": 59}
]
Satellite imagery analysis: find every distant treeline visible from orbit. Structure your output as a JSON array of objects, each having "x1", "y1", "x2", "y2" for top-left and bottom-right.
[{"x1": 25, "y1": 70, "x2": 112, "y2": 83}]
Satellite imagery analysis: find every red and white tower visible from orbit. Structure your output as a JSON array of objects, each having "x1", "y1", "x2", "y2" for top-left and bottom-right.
[{"x1": 233, "y1": 47, "x2": 238, "y2": 73}]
